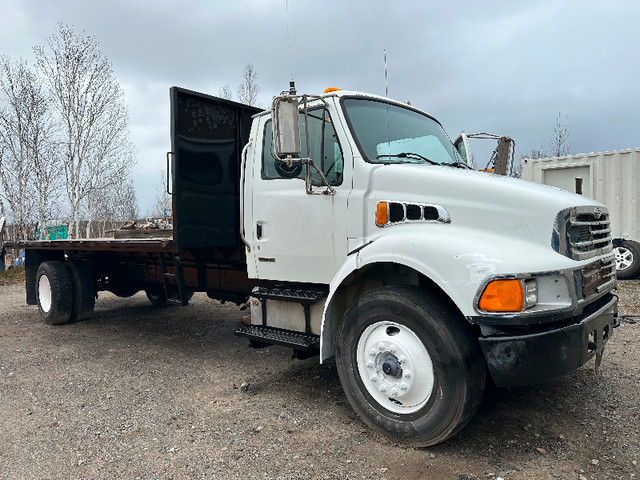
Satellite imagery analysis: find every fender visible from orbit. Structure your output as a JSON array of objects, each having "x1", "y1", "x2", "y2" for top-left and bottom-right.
[{"x1": 320, "y1": 225, "x2": 577, "y2": 362}]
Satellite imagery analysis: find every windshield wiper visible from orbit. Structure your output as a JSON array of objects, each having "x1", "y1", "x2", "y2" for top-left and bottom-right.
[
  {"x1": 446, "y1": 161, "x2": 474, "y2": 170},
  {"x1": 376, "y1": 152, "x2": 439, "y2": 165}
]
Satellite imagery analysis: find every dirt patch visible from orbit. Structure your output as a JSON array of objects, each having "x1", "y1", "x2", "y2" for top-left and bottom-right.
[{"x1": 0, "y1": 280, "x2": 638, "y2": 479}]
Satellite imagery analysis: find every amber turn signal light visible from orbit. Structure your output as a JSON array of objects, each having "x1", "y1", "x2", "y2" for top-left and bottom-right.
[
  {"x1": 478, "y1": 279, "x2": 524, "y2": 312},
  {"x1": 376, "y1": 202, "x2": 388, "y2": 226}
]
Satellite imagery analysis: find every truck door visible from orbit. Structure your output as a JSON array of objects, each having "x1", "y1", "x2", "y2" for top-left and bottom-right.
[
  {"x1": 170, "y1": 87, "x2": 260, "y2": 249},
  {"x1": 250, "y1": 106, "x2": 349, "y2": 284}
]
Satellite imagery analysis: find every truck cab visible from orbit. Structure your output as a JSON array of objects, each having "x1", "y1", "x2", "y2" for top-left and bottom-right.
[{"x1": 238, "y1": 87, "x2": 618, "y2": 445}]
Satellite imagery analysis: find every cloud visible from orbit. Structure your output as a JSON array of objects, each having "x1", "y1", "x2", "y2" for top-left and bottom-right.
[{"x1": 1, "y1": 0, "x2": 639, "y2": 212}]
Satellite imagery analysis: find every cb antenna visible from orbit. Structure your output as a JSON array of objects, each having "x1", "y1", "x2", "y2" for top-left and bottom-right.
[
  {"x1": 384, "y1": 49, "x2": 389, "y2": 97},
  {"x1": 286, "y1": 0, "x2": 294, "y2": 84}
]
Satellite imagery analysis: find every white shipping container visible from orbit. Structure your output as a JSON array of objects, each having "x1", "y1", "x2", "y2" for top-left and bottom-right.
[{"x1": 521, "y1": 148, "x2": 640, "y2": 278}]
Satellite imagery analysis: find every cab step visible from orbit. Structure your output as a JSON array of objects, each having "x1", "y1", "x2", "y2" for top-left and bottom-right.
[
  {"x1": 251, "y1": 286, "x2": 328, "y2": 304},
  {"x1": 235, "y1": 325, "x2": 320, "y2": 351}
]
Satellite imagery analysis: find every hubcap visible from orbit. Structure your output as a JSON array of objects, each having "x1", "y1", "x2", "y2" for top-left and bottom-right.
[
  {"x1": 356, "y1": 321, "x2": 434, "y2": 414},
  {"x1": 614, "y1": 246, "x2": 633, "y2": 271},
  {"x1": 38, "y1": 274, "x2": 52, "y2": 313}
]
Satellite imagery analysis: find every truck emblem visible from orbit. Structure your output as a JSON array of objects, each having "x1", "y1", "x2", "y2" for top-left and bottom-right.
[{"x1": 593, "y1": 207, "x2": 602, "y2": 219}]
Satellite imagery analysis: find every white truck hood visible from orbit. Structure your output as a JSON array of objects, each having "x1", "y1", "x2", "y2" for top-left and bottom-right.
[{"x1": 367, "y1": 164, "x2": 601, "y2": 249}]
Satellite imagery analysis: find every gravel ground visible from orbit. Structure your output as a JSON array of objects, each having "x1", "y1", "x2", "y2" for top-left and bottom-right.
[{"x1": 0, "y1": 273, "x2": 638, "y2": 480}]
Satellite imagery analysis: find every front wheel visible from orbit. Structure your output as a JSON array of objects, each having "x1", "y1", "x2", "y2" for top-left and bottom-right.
[
  {"x1": 615, "y1": 240, "x2": 640, "y2": 279},
  {"x1": 336, "y1": 286, "x2": 485, "y2": 447}
]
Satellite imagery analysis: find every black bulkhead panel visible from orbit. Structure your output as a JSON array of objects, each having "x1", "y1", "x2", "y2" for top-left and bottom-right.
[{"x1": 170, "y1": 87, "x2": 261, "y2": 249}]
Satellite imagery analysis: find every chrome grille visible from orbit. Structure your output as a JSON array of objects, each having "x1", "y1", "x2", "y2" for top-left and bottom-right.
[
  {"x1": 581, "y1": 255, "x2": 616, "y2": 299},
  {"x1": 553, "y1": 206, "x2": 613, "y2": 261}
]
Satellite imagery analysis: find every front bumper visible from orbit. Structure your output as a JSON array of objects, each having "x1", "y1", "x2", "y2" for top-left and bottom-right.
[{"x1": 479, "y1": 294, "x2": 618, "y2": 387}]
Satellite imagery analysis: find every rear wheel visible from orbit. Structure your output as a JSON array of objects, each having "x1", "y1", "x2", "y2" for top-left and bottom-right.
[
  {"x1": 145, "y1": 287, "x2": 193, "y2": 306},
  {"x1": 145, "y1": 288, "x2": 168, "y2": 306},
  {"x1": 36, "y1": 261, "x2": 73, "y2": 325},
  {"x1": 615, "y1": 240, "x2": 640, "y2": 279},
  {"x1": 109, "y1": 283, "x2": 140, "y2": 298},
  {"x1": 66, "y1": 261, "x2": 96, "y2": 322},
  {"x1": 336, "y1": 285, "x2": 485, "y2": 447}
]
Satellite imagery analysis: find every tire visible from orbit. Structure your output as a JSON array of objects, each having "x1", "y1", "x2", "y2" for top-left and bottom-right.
[
  {"x1": 36, "y1": 261, "x2": 73, "y2": 325},
  {"x1": 66, "y1": 261, "x2": 96, "y2": 322},
  {"x1": 145, "y1": 287, "x2": 193, "y2": 306},
  {"x1": 109, "y1": 283, "x2": 140, "y2": 298},
  {"x1": 145, "y1": 288, "x2": 168, "y2": 306},
  {"x1": 615, "y1": 240, "x2": 640, "y2": 280},
  {"x1": 336, "y1": 285, "x2": 485, "y2": 447}
]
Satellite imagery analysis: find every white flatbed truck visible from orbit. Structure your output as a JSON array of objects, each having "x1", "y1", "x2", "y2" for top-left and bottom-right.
[{"x1": 1, "y1": 85, "x2": 618, "y2": 446}]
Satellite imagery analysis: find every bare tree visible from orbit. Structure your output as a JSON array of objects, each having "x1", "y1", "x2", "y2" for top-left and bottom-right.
[
  {"x1": 0, "y1": 56, "x2": 53, "y2": 240},
  {"x1": 521, "y1": 145, "x2": 548, "y2": 160},
  {"x1": 218, "y1": 84, "x2": 233, "y2": 100},
  {"x1": 150, "y1": 168, "x2": 172, "y2": 218},
  {"x1": 86, "y1": 178, "x2": 138, "y2": 237},
  {"x1": 523, "y1": 112, "x2": 574, "y2": 161},
  {"x1": 113, "y1": 179, "x2": 138, "y2": 222},
  {"x1": 34, "y1": 24, "x2": 135, "y2": 238},
  {"x1": 236, "y1": 63, "x2": 260, "y2": 106},
  {"x1": 550, "y1": 112, "x2": 573, "y2": 157}
]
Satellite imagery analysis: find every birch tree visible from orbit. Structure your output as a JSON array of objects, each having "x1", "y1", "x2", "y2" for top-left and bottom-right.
[
  {"x1": 0, "y1": 57, "x2": 58, "y2": 240},
  {"x1": 236, "y1": 63, "x2": 260, "y2": 106},
  {"x1": 150, "y1": 168, "x2": 172, "y2": 218},
  {"x1": 34, "y1": 24, "x2": 135, "y2": 238},
  {"x1": 86, "y1": 178, "x2": 138, "y2": 237},
  {"x1": 218, "y1": 84, "x2": 233, "y2": 100},
  {"x1": 550, "y1": 112, "x2": 573, "y2": 157}
]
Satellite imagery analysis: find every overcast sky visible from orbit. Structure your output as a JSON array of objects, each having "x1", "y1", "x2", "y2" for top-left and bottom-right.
[{"x1": 2, "y1": 0, "x2": 639, "y2": 214}]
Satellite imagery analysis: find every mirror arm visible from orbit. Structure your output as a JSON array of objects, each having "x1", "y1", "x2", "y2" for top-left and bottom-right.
[{"x1": 304, "y1": 159, "x2": 336, "y2": 196}]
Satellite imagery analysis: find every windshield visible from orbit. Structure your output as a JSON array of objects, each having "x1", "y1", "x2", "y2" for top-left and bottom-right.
[{"x1": 342, "y1": 98, "x2": 462, "y2": 165}]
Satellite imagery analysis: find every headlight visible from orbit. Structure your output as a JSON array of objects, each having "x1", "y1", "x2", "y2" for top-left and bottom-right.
[
  {"x1": 478, "y1": 278, "x2": 538, "y2": 313},
  {"x1": 477, "y1": 274, "x2": 572, "y2": 315},
  {"x1": 524, "y1": 279, "x2": 538, "y2": 309}
]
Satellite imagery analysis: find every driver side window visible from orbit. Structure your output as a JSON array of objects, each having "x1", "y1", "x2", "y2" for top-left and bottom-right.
[{"x1": 262, "y1": 107, "x2": 343, "y2": 186}]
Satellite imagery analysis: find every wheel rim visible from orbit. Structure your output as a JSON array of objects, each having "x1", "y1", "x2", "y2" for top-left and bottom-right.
[
  {"x1": 356, "y1": 320, "x2": 434, "y2": 414},
  {"x1": 614, "y1": 246, "x2": 633, "y2": 271},
  {"x1": 38, "y1": 274, "x2": 52, "y2": 313}
]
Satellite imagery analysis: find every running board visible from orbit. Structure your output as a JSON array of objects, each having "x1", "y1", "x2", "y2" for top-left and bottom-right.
[
  {"x1": 235, "y1": 325, "x2": 320, "y2": 351},
  {"x1": 251, "y1": 286, "x2": 328, "y2": 304}
]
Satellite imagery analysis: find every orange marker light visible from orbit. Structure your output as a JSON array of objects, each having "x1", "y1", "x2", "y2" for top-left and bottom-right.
[
  {"x1": 324, "y1": 87, "x2": 342, "y2": 93},
  {"x1": 376, "y1": 202, "x2": 389, "y2": 226},
  {"x1": 478, "y1": 279, "x2": 524, "y2": 312}
]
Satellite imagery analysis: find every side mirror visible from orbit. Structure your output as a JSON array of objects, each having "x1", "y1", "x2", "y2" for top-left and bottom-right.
[
  {"x1": 453, "y1": 131, "x2": 472, "y2": 167},
  {"x1": 272, "y1": 96, "x2": 301, "y2": 157}
]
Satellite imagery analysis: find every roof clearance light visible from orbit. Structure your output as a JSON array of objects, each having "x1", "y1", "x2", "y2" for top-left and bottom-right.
[
  {"x1": 478, "y1": 279, "x2": 524, "y2": 312},
  {"x1": 376, "y1": 202, "x2": 389, "y2": 226},
  {"x1": 324, "y1": 87, "x2": 342, "y2": 93}
]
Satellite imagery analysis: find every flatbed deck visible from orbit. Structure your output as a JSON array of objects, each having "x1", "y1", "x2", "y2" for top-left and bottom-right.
[{"x1": 4, "y1": 238, "x2": 177, "y2": 253}]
